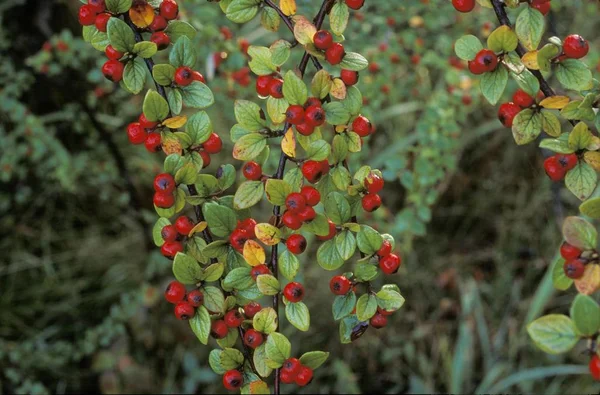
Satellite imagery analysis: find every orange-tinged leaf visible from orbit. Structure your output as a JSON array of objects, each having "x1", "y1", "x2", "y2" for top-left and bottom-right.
[
  {"x1": 162, "y1": 134, "x2": 183, "y2": 155},
  {"x1": 574, "y1": 264, "x2": 600, "y2": 295},
  {"x1": 540, "y1": 96, "x2": 570, "y2": 109},
  {"x1": 188, "y1": 221, "x2": 207, "y2": 237},
  {"x1": 243, "y1": 240, "x2": 266, "y2": 266},
  {"x1": 129, "y1": 2, "x2": 155, "y2": 28},
  {"x1": 330, "y1": 78, "x2": 347, "y2": 100},
  {"x1": 335, "y1": 125, "x2": 347, "y2": 134},
  {"x1": 521, "y1": 51, "x2": 539, "y2": 70},
  {"x1": 163, "y1": 115, "x2": 187, "y2": 129},
  {"x1": 255, "y1": 223, "x2": 281, "y2": 246},
  {"x1": 281, "y1": 128, "x2": 296, "y2": 158},
  {"x1": 280, "y1": 0, "x2": 297, "y2": 16},
  {"x1": 584, "y1": 152, "x2": 600, "y2": 171},
  {"x1": 248, "y1": 380, "x2": 270, "y2": 395},
  {"x1": 293, "y1": 15, "x2": 317, "y2": 45}
]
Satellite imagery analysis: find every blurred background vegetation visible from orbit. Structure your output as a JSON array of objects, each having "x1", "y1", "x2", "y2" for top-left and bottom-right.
[{"x1": 2, "y1": 0, "x2": 600, "y2": 393}]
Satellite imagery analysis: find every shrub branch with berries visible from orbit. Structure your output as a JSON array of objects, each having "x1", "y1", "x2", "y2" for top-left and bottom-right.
[
  {"x1": 79, "y1": 0, "x2": 404, "y2": 392},
  {"x1": 453, "y1": 0, "x2": 600, "y2": 381}
]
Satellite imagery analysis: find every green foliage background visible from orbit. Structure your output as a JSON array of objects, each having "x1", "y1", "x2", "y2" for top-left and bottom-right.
[{"x1": 1, "y1": 0, "x2": 599, "y2": 393}]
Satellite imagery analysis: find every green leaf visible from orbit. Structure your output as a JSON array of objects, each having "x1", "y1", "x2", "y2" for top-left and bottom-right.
[
  {"x1": 512, "y1": 68, "x2": 540, "y2": 98},
  {"x1": 324, "y1": 192, "x2": 351, "y2": 224},
  {"x1": 568, "y1": 122, "x2": 592, "y2": 151},
  {"x1": 579, "y1": 197, "x2": 600, "y2": 219},
  {"x1": 332, "y1": 292, "x2": 356, "y2": 320},
  {"x1": 306, "y1": 140, "x2": 331, "y2": 161},
  {"x1": 487, "y1": 25, "x2": 518, "y2": 53},
  {"x1": 186, "y1": 111, "x2": 213, "y2": 145},
  {"x1": 511, "y1": 109, "x2": 542, "y2": 145},
  {"x1": 301, "y1": 213, "x2": 331, "y2": 237},
  {"x1": 253, "y1": 307, "x2": 278, "y2": 335},
  {"x1": 217, "y1": 328, "x2": 238, "y2": 348},
  {"x1": 234, "y1": 181, "x2": 264, "y2": 209},
  {"x1": 217, "y1": 164, "x2": 237, "y2": 191},
  {"x1": 180, "y1": 81, "x2": 214, "y2": 109},
  {"x1": 106, "y1": 17, "x2": 135, "y2": 52},
  {"x1": 266, "y1": 96, "x2": 288, "y2": 124},
  {"x1": 283, "y1": 70, "x2": 308, "y2": 106},
  {"x1": 132, "y1": 41, "x2": 157, "y2": 58},
  {"x1": 172, "y1": 252, "x2": 202, "y2": 284},
  {"x1": 565, "y1": 162, "x2": 597, "y2": 201},
  {"x1": 143, "y1": 90, "x2": 169, "y2": 122},
  {"x1": 539, "y1": 136, "x2": 573, "y2": 154},
  {"x1": 323, "y1": 102, "x2": 351, "y2": 125},
  {"x1": 556, "y1": 59, "x2": 593, "y2": 91},
  {"x1": 515, "y1": 7, "x2": 545, "y2": 51},
  {"x1": 354, "y1": 263, "x2": 378, "y2": 282},
  {"x1": 170, "y1": 36, "x2": 196, "y2": 68},
  {"x1": 226, "y1": 0, "x2": 260, "y2": 23},
  {"x1": 562, "y1": 216, "x2": 597, "y2": 250},
  {"x1": 279, "y1": 249, "x2": 299, "y2": 281},
  {"x1": 311, "y1": 70, "x2": 332, "y2": 99},
  {"x1": 335, "y1": 231, "x2": 356, "y2": 261},
  {"x1": 247, "y1": 45, "x2": 277, "y2": 75},
  {"x1": 265, "y1": 179, "x2": 292, "y2": 206},
  {"x1": 233, "y1": 133, "x2": 267, "y2": 161},
  {"x1": 317, "y1": 239, "x2": 345, "y2": 271},
  {"x1": 329, "y1": 2, "x2": 349, "y2": 35},
  {"x1": 299, "y1": 351, "x2": 329, "y2": 370},
  {"x1": 153, "y1": 63, "x2": 176, "y2": 86},
  {"x1": 105, "y1": 0, "x2": 132, "y2": 14},
  {"x1": 480, "y1": 66, "x2": 508, "y2": 105},
  {"x1": 164, "y1": 21, "x2": 197, "y2": 42},
  {"x1": 256, "y1": 274, "x2": 280, "y2": 296},
  {"x1": 235, "y1": 100, "x2": 266, "y2": 131},
  {"x1": 84, "y1": 26, "x2": 110, "y2": 51},
  {"x1": 376, "y1": 289, "x2": 406, "y2": 311},
  {"x1": 339, "y1": 52, "x2": 369, "y2": 71},
  {"x1": 209, "y1": 349, "x2": 226, "y2": 374},
  {"x1": 223, "y1": 267, "x2": 254, "y2": 291},
  {"x1": 527, "y1": 314, "x2": 580, "y2": 354},
  {"x1": 454, "y1": 35, "x2": 483, "y2": 61},
  {"x1": 551, "y1": 257, "x2": 573, "y2": 291},
  {"x1": 189, "y1": 306, "x2": 211, "y2": 345},
  {"x1": 356, "y1": 225, "x2": 383, "y2": 255},
  {"x1": 331, "y1": 166, "x2": 351, "y2": 190},
  {"x1": 265, "y1": 332, "x2": 291, "y2": 365},
  {"x1": 561, "y1": 100, "x2": 595, "y2": 121},
  {"x1": 220, "y1": 348, "x2": 244, "y2": 370},
  {"x1": 570, "y1": 294, "x2": 600, "y2": 336},
  {"x1": 202, "y1": 202, "x2": 237, "y2": 238},
  {"x1": 201, "y1": 262, "x2": 224, "y2": 282},
  {"x1": 540, "y1": 111, "x2": 562, "y2": 138},
  {"x1": 341, "y1": 86, "x2": 362, "y2": 116},
  {"x1": 270, "y1": 40, "x2": 291, "y2": 67},
  {"x1": 356, "y1": 293, "x2": 377, "y2": 322},
  {"x1": 285, "y1": 302, "x2": 310, "y2": 331},
  {"x1": 174, "y1": 163, "x2": 197, "y2": 185},
  {"x1": 152, "y1": 217, "x2": 170, "y2": 246},
  {"x1": 261, "y1": 7, "x2": 280, "y2": 32},
  {"x1": 167, "y1": 88, "x2": 182, "y2": 115},
  {"x1": 202, "y1": 285, "x2": 225, "y2": 314},
  {"x1": 253, "y1": 344, "x2": 273, "y2": 378}
]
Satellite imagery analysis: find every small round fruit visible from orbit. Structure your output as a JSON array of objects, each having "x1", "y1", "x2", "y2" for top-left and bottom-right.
[
  {"x1": 95, "y1": 13, "x2": 111, "y2": 32},
  {"x1": 102, "y1": 60, "x2": 124, "y2": 82},
  {"x1": 174, "y1": 66, "x2": 194, "y2": 86},
  {"x1": 175, "y1": 216, "x2": 195, "y2": 236},
  {"x1": 370, "y1": 312, "x2": 388, "y2": 328},
  {"x1": 296, "y1": 122, "x2": 315, "y2": 136},
  {"x1": 313, "y1": 30, "x2": 333, "y2": 50},
  {"x1": 285, "y1": 193, "x2": 307, "y2": 213},
  {"x1": 127, "y1": 122, "x2": 146, "y2": 145},
  {"x1": 340, "y1": 69, "x2": 359, "y2": 86},
  {"x1": 282, "y1": 211, "x2": 303, "y2": 230},
  {"x1": 151, "y1": 32, "x2": 170, "y2": 50},
  {"x1": 160, "y1": 0, "x2": 179, "y2": 20},
  {"x1": 192, "y1": 71, "x2": 205, "y2": 83},
  {"x1": 174, "y1": 302, "x2": 195, "y2": 320},
  {"x1": 380, "y1": 253, "x2": 401, "y2": 274},
  {"x1": 222, "y1": 370, "x2": 243, "y2": 391},
  {"x1": 250, "y1": 264, "x2": 271, "y2": 281},
  {"x1": 377, "y1": 306, "x2": 394, "y2": 316},
  {"x1": 224, "y1": 310, "x2": 244, "y2": 328},
  {"x1": 295, "y1": 366, "x2": 314, "y2": 387},
  {"x1": 161, "y1": 241, "x2": 183, "y2": 259},
  {"x1": 286, "y1": 234, "x2": 307, "y2": 254},
  {"x1": 530, "y1": 0, "x2": 551, "y2": 15},
  {"x1": 325, "y1": 42, "x2": 346, "y2": 65},
  {"x1": 300, "y1": 186, "x2": 320, "y2": 206},
  {"x1": 560, "y1": 242, "x2": 581, "y2": 261},
  {"x1": 203, "y1": 133, "x2": 223, "y2": 154},
  {"x1": 237, "y1": 218, "x2": 257, "y2": 238},
  {"x1": 365, "y1": 172, "x2": 384, "y2": 193},
  {"x1": 330, "y1": 275, "x2": 351, "y2": 295},
  {"x1": 305, "y1": 105, "x2": 326, "y2": 127},
  {"x1": 362, "y1": 193, "x2": 382, "y2": 212},
  {"x1": 280, "y1": 370, "x2": 295, "y2": 384},
  {"x1": 452, "y1": 0, "x2": 475, "y2": 13},
  {"x1": 256, "y1": 75, "x2": 273, "y2": 97},
  {"x1": 286, "y1": 105, "x2": 305, "y2": 125},
  {"x1": 283, "y1": 282, "x2": 305, "y2": 303},
  {"x1": 468, "y1": 59, "x2": 487, "y2": 75},
  {"x1": 345, "y1": 0, "x2": 365, "y2": 10},
  {"x1": 88, "y1": 0, "x2": 106, "y2": 13},
  {"x1": 229, "y1": 228, "x2": 249, "y2": 253},
  {"x1": 352, "y1": 115, "x2": 372, "y2": 137},
  {"x1": 161, "y1": 225, "x2": 178, "y2": 243},
  {"x1": 154, "y1": 192, "x2": 175, "y2": 208},
  {"x1": 211, "y1": 320, "x2": 229, "y2": 339},
  {"x1": 563, "y1": 34, "x2": 589, "y2": 59},
  {"x1": 154, "y1": 173, "x2": 176, "y2": 193},
  {"x1": 563, "y1": 259, "x2": 586, "y2": 279},
  {"x1": 305, "y1": 97, "x2": 322, "y2": 108},
  {"x1": 297, "y1": 206, "x2": 316, "y2": 223},
  {"x1": 268, "y1": 78, "x2": 284, "y2": 98},
  {"x1": 282, "y1": 357, "x2": 302, "y2": 376},
  {"x1": 165, "y1": 281, "x2": 186, "y2": 304},
  {"x1": 139, "y1": 113, "x2": 158, "y2": 129},
  {"x1": 317, "y1": 220, "x2": 337, "y2": 241},
  {"x1": 589, "y1": 354, "x2": 600, "y2": 381},
  {"x1": 512, "y1": 89, "x2": 535, "y2": 108},
  {"x1": 243, "y1": 329, "x2": 264, "y2": 349},
  {"x1": 497, "y1": 102, "x2": 521, "y2": 128},
  {"x1": 244, "y1": 302, "x2": 261, "y2": 318},
  {"x1": 105, "y1": 45, "x2": 123, "y2": 60},
  {"x1": 376, "y1": 240, "x2": 392, "y2": 257},
  {"x1": 242, "y1": 161, "x2": 262, "y2": 181},
  {"x1": 199, "y1": 151, "x2": 211, "y2": 168},
  {"x1": 473, "y1": 49, "x2": 498, "y2": 72},
  {"x1": 186, "y1": 290, "x2": 204, "y2": 307},
  {"x1": 149, "y1": 14, "x2": 168, "y2": 31},
  {"x1": 543, "y1": 156, "x2": 565, "y2": 182},
  {"x1": 302, "y1": 160, "x2": 325, "y2": 184},
  {"x1": 145, "y1": 132, "x2": 162, "y2": 152},
  {"x1": 78, "y1": 5, "x2": 97, "y2": 26}
]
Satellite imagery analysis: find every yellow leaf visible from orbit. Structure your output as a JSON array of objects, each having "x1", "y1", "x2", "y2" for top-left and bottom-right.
[
  {"x1": 162, "y1": 115, "x2": 188, "y2": 129},
  {"x1": 409, "y1": 16, "x2": 424, "y2": 28},
  {"x1": 539, "y1": 96, "x2": 570, "y2": 109},
  {"x1": 243, "y1": 240, "x2": 266, "y2": 266},
  {"x1": 281, "y1": 128, "x2": 296, "y2": 158},
  {"x1": 162, "y1": 134, "x2": 183, "y2": 156},
  {"x1": 574, "y1": 263, "x2": 600, "y2": 295},
  {"x1": 521, "y1": 51, "x2": 539, "y2": 70},
  {"x1": 458, "y1": 75, "x2": 472, "y2": 91},
  {"x1": 292, "y1": 15, "x2": 317, "y2": 45},
  {"x1": 335, "y1": 125, "x2": 347, "y2": 134},
  {"x1": 188, "y1": 221, "x2": 207, "y2": 237},
  {"x1": 330, "y1": 78, "x2": 347, "y2": 100},
  {"x1": 587, "y1": 136, "x2": 600, "y2": 151},
  {"x1": 255, "y1": 223, "x2": 281, "y2": 246},
  {"x1": 129, "y1": 2, "x2": 155, "y2": 28},
  {"x1": 248, "y1": 380, "x2": 270, "y2": 395},
  {"x1": 280, "y1": 0, "x2": 297, "y2": 16},
  {"x1": 584, "y1": 152, "x2": 600, "y2": 171}
]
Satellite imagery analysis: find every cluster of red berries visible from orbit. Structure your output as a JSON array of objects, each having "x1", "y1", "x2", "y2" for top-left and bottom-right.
[
  {"x1": 497, "y1": 89, "x2": 536, "y2": 128},
  {"x1": 229, "y1": 218, "x2": 258, "y2": 252},
  {"x1": 160, "y1": 214, "x2": 196, "y2": 258},
  {"x1": 232, "y1": 67, "x2": 251, "y2": 87},
  {"x1": 559, "y1": 241, "x2": 590, "y2": 279},
  {"x1": 286, "y1": 97, "x2": 326, "y2": 136},
  {"x1": 280, "y1": 357, "x2": 314, "y2": 386},
  {"x1": 153, "y1": 172, "x2": 178, "y2": 208},
  {"x1": 467, "y1": 49, "x2": 498, "y2": 75},
  {"x1": 361, "y1": 172, "x2": 384, "y2": 213},
  {"x1": 146, "y1": 0, "x2": 179, "y2": 49},
  {"x1": 102, "y1": 45, "x2": 126, "y2": 82},
  {"x1": 78, "y1": 0, "x2": 111, "y2": 31},
  {"x1": 376, "y1": 239, "x2": 401, "y2": 274},
  {"x1": 164, "y1": 280, "x2": 204, "y2": 320},
  {"x1": 313, "y1": 30, "x2": 346, "y2": 65},
  {"x1": 281, "y1": 187, "x2": 321, "y2": 230},
  {"x1": 255, "y1": 74, "x2": 284, "y2": 98},
  {"x1": 195, "y1": 132, "x2": 223, "y2": 168},
  {"x1": 543, "y1": 153, "x2": 578, "y2": 182}
]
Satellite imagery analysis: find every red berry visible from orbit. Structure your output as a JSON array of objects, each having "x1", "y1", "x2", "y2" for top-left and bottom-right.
[
  {"x1": 302, "y1": 160, "x2": 325, "y2": 183},
  {"x1": 330, "y1": 275, "x2": 351, "y2": 295},
  {"x1": 149, "y1": 14, "x2": 168, "y2": 31},
  {"x1": 280, "y1": 370, "x2": 295, "y2": 384},
  {"x1": 313, "y1": 30, "x2": 333, "y2": 50},
  {"x1": 101, "y1": 60, "x2": 124, "y2": 82},
  {"x1": 161, "y1": 241, "x2": 183, "y2": 259},
  {"x1": 268, "y1": 78, "x2": 284, "y2": 98},
  {"x1": 321, "y1": 160, "x2": 330, "y2": 176},
  {"x1": 285, "y1": 193, "x2": 307, "y2": 213},
  {"x1": 242, "y1": 161, "x2": 262, "y2": 180},
  {"x1": 243, "y1": 329, "x2": 264, "y2": 349},
  {"x1": 512, "y1": 89, "x2": 535, "y2": 108},
  {"x1": 563, "y1": 259, "x2": 586, "y2": 279},
  {"x1": 345, "y1": 0, "x2": 365, "y2": 10},
  {"x1": 88, "y1": 0, "x2": 106, "y2": 13},
  {"x1": 199, "y1": 150, "x2": 211, "y2": 168},
  {"x1": 224, "y1": 310, "x2": 244, "y2": 328},
  {"x1": 139, "y1": 113, "x2": 158, "y2": 129},
  {"x1": 250, "y1": 264, "x2": 271, "y2": 281},
  {"x1": 256, "y1": 75, "x2": 273, "y2": 97},
  {"x1": 283, "y1": 282, "x2": 305, "y2": 303},
  {"x1": 362, "y1": 193, "x2": 381, "y2": 212},
  {"x1": 174, "y1": 302, "x2": 195, "y2": 320},
  {"x1": 317, "y1": 220, "x2": 337, "y2": 241},
  {"x1": 297, "y1": 206, "x2": 316, "y2": 223},
  {"x1": 165, "y1": 281, "x2": 186, "y2": 304},
  {"x1": 160, "y1": 0, "x2": 179, "y2": 20},
  {"x1": 286, "y1": 234, "x2": 307, "y2": 254},
  {"x1": 377, "y1": 306, "x2": 394, "y2": 316},
  {"x1": 589, "y1": 355, "x2": 600, "y2": 381},
  {"x1": 473, "y1": 49, "x2": 498, "y2": 73},
  {"x1": 557, "y1": 153, "x2": 578, "y2": 171},
  {"x1": 161, "y1": 225, "x2": 178, "y2": 242},
  {"x1": 127, "y1": 122, "x2": 146, "y2": 144},
  {"x1": 543, "y1": 156, "x2": 565, "y2": 182},
  {"x1": 340, "y1": 69, "x2": 359, "y2": 86},
  {"x1": 305, "y1": 97, "x2": 322, "y2": 108},
  {"x1": 154, "y1": 192, "x2": 175, "y2": 208},
  {"x1": 467, "y1": 59, "x2": 487, "y2": 75},
  {"x1": 282, "y1": 211, "x2": 303, "y2": 230},
  {"x1": 203, "y1": 133, "x2": 222, "y2": 154},
  {"x1": 530, "y1": 0, "x2": 551, "y2": 15},
  {"x1": 452, "y1": 0, "x2": 475, "y2": 13},
  {"x1": 211, "y1": 320, "x2": 229, "y2": 339},
  {"x1": 325, "y1": 43, "x2": 346, "y2": 65},
  {"x1": 78, "y1": 5, "x2": 97, "y2": 26},
  {"x1": 238, "y1": 218, "x2": 257, "y2": 238},
  {"x1": 154, "y1": 173, "x2": 176, "y2": 193},
  {"x1": 151, "y1": 32, "x2": 170, "y2": 50},
  {"x1": 364, "y1": 172, "x2": 384, "y2": 194},
  {"x1": 295, "y1": 365, "x2": 314, "y2": 387},
  {"x1": 174, "y1": 66, "x2": 193, "y2": 86},
  {"x1": 105, "y1": 45, "x2": 123, "y2": 60},
  {"x1": 296, "y1": 122, "x2": 315, "y2": 136},
  {"x1": 282, "y1": 358, "x2": 302, "y2": 376},
  {"x1": 560, "y1": 242, "x2": 582, "y2": 261},
  {"x1": 352, "y1": 115, "x2": 372, "y2": 137},
  {"x1": 379, "y1": 253, "x2": 401, "y2": 274},
  {"x1": 376, "y1": 240, "x2": 392, "y2": 257},
  {"x1": 300, "y1": 186, "x2": 321, "y2": 206},
  {"x1": 286, "y1": 105, "x2": 305, "y2": 125},
  {"x1": 563, "y1": 34, "x2": 589, "y2": 59},
  {"x1": 370, "y1": 312, "x2": 388, "y2": 328},
  {"x1": 305, "y1": 105, "x2": 326, "y2": 127},
  {"x1": 497, "y1": 102, "x2": 521, "y2": 128},
  {"x1": 186, "y1": 290, "x2": 204, "y2": 307},
  {"x1": 95, "y1": 13, "x2": 111, "y2": 32},
  {"x1": 244, "y1": 301, "x2": 261, "y2": 318},
  {"x1": 192, "y1": 71, "x2": 205, "y2": 83},
  {"x1": 145, "y1": 132, "x2": 162, "y2": 152},
  {"x1": 222, "y1": 370, "x2": 243, "y2": 391},
  {"x1": 229, "y1": 228, "x2": 250, "y2": 252},
  {"x1": 175, "y1": 216, "x2": 195, "y2": 236}
]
